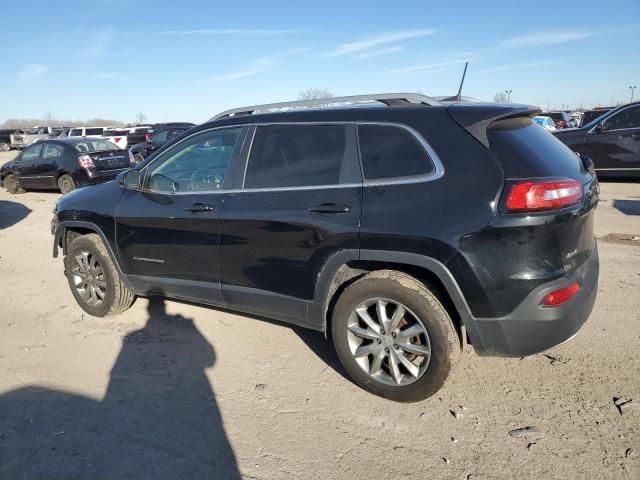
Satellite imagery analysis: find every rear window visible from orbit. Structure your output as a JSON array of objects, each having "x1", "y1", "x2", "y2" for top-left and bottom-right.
[
  {"x1": 358, "y1": 125, "x2": 434, "y2": 180},
  {"x1": 74, "y1": 140, "x2": 120, "y2": 153},
  {"x1": 245, "y1": 125, "x2": 354, "y2": 189},
  {"x1": 487, "y1": 117, "x2": 585, "y2": 179}
]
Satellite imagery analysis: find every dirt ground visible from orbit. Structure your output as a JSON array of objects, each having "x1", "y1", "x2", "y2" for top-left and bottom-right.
[{"x1": 0, "y1": 149, "x2": 638, "y2": 480}]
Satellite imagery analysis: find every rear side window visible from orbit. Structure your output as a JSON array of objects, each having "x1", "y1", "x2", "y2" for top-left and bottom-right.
[
  {"x1": 245, "y1": 125, "x2": 353, "y2": 189},
  {"x1": 69, "y1": 129, "x2": 83, "y2": 137},
  {"x1": 85, "y1": 128, "x2": 103, "y2": 136},
  {"x1": 42, "y1": 143, "x2": 65, "y2": 159},
  {"x1": 358, "y1": 125, "x2": 434, "y2": 180}
]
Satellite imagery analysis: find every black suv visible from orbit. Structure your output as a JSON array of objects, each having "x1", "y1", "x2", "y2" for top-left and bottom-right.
[
  {"x1": 51, "y1": 93, "x2": 599, "y2": 402},
  {"x1": 554, "y1": 101, "x2": 640, "y2": 177}
]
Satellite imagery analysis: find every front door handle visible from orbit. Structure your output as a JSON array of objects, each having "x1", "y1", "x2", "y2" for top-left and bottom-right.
[
  {"x1": 185, "y1": 203, "x2": 215, "y2": 213},
  {"x1": 308, "y1": 203, "x2": 351, "y2": 214}
]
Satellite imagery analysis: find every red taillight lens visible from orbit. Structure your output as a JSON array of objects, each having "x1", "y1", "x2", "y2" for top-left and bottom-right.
[
  {"x1": 114, "y1": 137, "x2": 122, "y2": 143},
  {"x1": 78, "y1": 154, "x2": 95, "y2": 168},
  {"x1": 145, "y1": 133, "x2": 152, "y2": 141},
  {"x1": 506, "y1": 179, "x2": 582, "y2": 212},
  {"x1": 542, "y1": 283, "x2": 580, "y2": 307}
]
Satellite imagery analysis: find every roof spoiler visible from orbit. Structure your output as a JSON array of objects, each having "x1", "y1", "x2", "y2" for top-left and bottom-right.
[{"x1": 447, "y1": 103, "x2": 541, "y2": 148}]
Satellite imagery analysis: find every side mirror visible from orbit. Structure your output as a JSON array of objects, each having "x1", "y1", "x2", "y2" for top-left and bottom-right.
[{"x1": 117, "y1": 169, "x2": 141, "y2": 190}]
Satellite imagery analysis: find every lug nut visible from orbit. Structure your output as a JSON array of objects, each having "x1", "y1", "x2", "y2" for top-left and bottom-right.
[
  {"x1": 380, "y1": 329, "x2": 385, "y2": 335},
  {"x1": 394, "y1": 344, "x2": 399, "y2": 350},
  {"x1": 385, "y1": 347, "x2": 390, "y2": 353},
  {"x1": 391, "y1": 332, "x2": 397, "y2": 338},
  {"x1": 377, "y1": 338, "x2": 382, "y2": 344}
]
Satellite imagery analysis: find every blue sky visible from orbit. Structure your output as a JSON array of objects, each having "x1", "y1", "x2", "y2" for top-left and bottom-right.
[{"x1": 1, "y1": 0, "x2": 639, "y2": 123}]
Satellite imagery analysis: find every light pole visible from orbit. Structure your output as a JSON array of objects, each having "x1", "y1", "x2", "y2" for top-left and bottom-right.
[
  {"x1": 505, "y1": 89, "x2": 512, "y2": 102},
  {"x1": 630, "y1": 86, "x2": 637, "y2": 102}
]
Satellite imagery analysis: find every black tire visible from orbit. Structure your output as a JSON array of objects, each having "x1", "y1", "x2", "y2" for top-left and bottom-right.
[
  {"x1": 58, "y1": 174, "x2": 76, "y2": 194},
  {"x1": 0, "y1": 142, "x2": 10, "y2": 152},
  {"x1": 4, "y1": 174, "x2": 25, "y2": 194},
  {"x1": 64, "y1": 233, "x2": 135, "y2": 317},
  {"x1": 133, "y1": 152, "x2": 145, "y2": 163},
  {"x1": 331, "y1": 270, "x2": 461, "y2": 402}
]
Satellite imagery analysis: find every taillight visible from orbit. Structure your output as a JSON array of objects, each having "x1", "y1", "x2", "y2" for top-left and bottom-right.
[
  {"x1": 542, "y1": 283, "x2": 580, "y2": 307},
  {"x1": 78, "y1": 154, "x2": 95, "y2": 168},
  {"x1": 505, "y1": 179, "x2": 582, "y2": 212},
  {"x1": 145, "y1": 132, "x2": 151, "y2": 141},
  {"x1": 114, "y1": 137, "x2": 122, "y2": 143}
]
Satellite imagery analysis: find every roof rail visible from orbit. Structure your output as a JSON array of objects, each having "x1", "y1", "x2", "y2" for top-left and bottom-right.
[{"x1": 211, "y1": 92, "x2": 442, "y2": 120}]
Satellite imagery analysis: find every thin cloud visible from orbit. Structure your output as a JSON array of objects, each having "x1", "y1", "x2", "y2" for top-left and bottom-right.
[
  {"x1": 84, "y1": 26, "x2": 115, "y2": 57},
  {"x1": 475, "y1": 59, "x2": 561, "y2": 74},
  {"x1": 321, "y1": 29, "x2": 436, "y2": 58},
  {"x1": 377, "y1": 59, "x2": 472, "y2": 77},
  {"x1": 357, "y1": 46, "x2": 403, "y2": 59},
  {"x1": 204, "y1": 48, "x2": 309, "y2": 82},
  {"x1": 498, "y1": 31, "x2": 591, "y2": 49},
  {"x1": 88, "y1": 72, "x2": 128, "y2": 80},
  {"x1": 16, "y1": 64, "x2": 48, "y2": 82},
  {"x1": 160, "y1": 28, "x2": 303, "y2": 37}
]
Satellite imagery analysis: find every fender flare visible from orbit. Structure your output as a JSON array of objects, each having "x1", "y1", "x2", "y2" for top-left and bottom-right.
[{"x1": 311, "y1": 249, "x2": 481, "y2": 346}]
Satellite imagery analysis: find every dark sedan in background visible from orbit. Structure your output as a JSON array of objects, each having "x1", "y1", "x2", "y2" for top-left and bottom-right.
[
  {"x1": 1, "y1": 138, "x2": 133, "y2": 194},
  {"x1": 553, "y1": 101, "x2": 640, "y2": 177}
]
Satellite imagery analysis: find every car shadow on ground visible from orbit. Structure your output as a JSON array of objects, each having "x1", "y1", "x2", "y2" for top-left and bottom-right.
[
  {"x1": 0, "y1": 297, "x2": 241, "y2": 479},
  {"x1": 612, "y1": 199, "x2": 640, "y2": 216},
  {"x1": 0, "y1": 200, "x2": 31, "y2": 229}
]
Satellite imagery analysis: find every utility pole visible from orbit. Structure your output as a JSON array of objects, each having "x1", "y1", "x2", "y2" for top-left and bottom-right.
[
  {"x1": 630, "y1": 86, "x2": 637, "y2": 102},
  {"x1": 505, "y1": 89, "x2": 512, "y2": 102}
]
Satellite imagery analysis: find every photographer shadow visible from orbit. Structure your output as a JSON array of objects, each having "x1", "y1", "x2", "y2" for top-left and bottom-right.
[{"x1": 0, "y1": 297, "x2": 240, "y2": 479}]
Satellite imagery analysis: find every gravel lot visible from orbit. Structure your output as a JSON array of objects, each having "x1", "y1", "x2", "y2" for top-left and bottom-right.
[{"x1": 0, "y1": 149, "x2": 638, "y2": 479}]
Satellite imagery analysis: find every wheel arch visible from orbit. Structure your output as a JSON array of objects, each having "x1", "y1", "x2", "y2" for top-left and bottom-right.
[{"x1": 314, "y1": 249, "x2": 481, "y2": 347}]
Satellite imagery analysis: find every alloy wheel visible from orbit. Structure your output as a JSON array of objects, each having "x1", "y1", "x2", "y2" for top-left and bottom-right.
[
  {"x1": 71, "y1": 250, "x2": 106, "y2": 306},
  {"x1": 346, "y1": 298, "x2": 431, "y2": 386}
]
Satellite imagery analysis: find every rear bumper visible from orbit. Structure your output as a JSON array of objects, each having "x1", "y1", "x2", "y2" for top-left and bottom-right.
[
  {"x1": 468, "y1": 243, "x2": 599, "y2": 357},
  {"x1": 78, "y1": 168, "x2": 129, "y2": 186}
]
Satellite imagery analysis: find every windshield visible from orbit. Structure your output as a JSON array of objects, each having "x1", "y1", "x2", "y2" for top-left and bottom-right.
[{"x1": 74, "y1": 140, "x2": 120, "y2": 153}]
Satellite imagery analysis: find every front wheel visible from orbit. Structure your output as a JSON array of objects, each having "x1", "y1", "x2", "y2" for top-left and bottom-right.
[
  {"x1": 0, "y1": 142, "x2": 10, "y2": 152},
  {"x1": 331, "y1": 270, "x2": 461, "y2": 402},
  {"x1": 64, "y1": 233, "x2": 135, "y2": 317},
  {"x1": 58, "y1": 174, "x2": 76, "y2": 194},
  {"x1": 4, "y1": 174, "x2": 25, "y2": 194}
]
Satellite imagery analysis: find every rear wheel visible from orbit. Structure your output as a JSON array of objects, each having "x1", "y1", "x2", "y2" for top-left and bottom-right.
[
  {"x1": 58, "y1": 174, "x2": 76, "y2": 194},
  {"x1": 133, "y1": 153, "x2": 145, "y2": 163},
  {"x1": 0, "y1": 142, "x2": 10, "y2": 152},
  {"x1": 4, "y1": 174, "x2": 25, "y2": 194},
  {"x1": 331, "y1": 270, "x2": 461, "y2": 402},
  {"x1": 64, "y1": 233, "x2": 135, "y2": 317}
]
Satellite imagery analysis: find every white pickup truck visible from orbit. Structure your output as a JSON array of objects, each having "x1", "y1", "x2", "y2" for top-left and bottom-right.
[{"x1": 10, "y1": 126, "x2": 65, "y2": 148}]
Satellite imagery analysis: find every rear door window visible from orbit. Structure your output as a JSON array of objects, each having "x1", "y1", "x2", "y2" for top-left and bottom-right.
[
  {"x1": 42, "y1": 143, "x2": 65, "y2": 159},
  {"x1": 244, "y1": 124, "x2": 357, "y2": 189},
  {"x1": 85, "y1": 128, "x2": 103, "y2": 136},
  {"x1": 69, "y1": 129, "x2": 83, "y2": 137},
  {"x1": 358, "y1": 125, "x2": 434, "y2": 180}
]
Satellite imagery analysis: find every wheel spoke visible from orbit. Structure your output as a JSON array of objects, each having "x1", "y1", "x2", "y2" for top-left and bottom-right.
[
  {"x1": 388, "y1": 349, "x2": 403, "y2": 384},
  {"x1": 400, "y1": 342, "x2": 430, "y2": 357},
  {"x1": 354, "y1": 342, "x2": 380, "y2": 358},
  {"x1": 356, "y1": 307, "x2": 381, "y2": 334},
  {"x1": 390, "y1": 304, "x2": 406, "y2": 331},
  {"x1": 94, "y1": 285, "x2": 105, "y2": 299},
  {"x1": 397, "y1": 324, "x2": 423, "y2": 341},
  {"x1": 393, "y1": 349, "x2": 420, "y2": 377},
  {"x1": 95, "y1": 279, "x2": 106, "y2": 288},
  {"x1": 348, "y1": 325, "x2": 380, "y2": 341},
  {"x1": 369, "y1": 348, "x2": 386, "y2": 376},
  {"x1": 376, "y1": 299, "x2": 391, "y2": 331}
]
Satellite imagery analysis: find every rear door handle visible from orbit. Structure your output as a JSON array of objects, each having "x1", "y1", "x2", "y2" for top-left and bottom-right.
[
  {"x1": 185, "y1": 203, "x2": 215, "y2": 213},
  {"x1": 308, "y1": 203, "x2": 351, "y2": 214}
]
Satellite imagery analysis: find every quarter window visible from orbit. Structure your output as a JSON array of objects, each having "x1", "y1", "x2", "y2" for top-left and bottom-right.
[
  {"x1": 244, "y1": 125, "x2": 351, "y2": 189},
  {"x1": 606, "y1": 106, "x2": 640, "y2": 130},
  {"x1": 358, "y1": 125, "x2": 434, "y2": 180},
  {"x1": 145, "y1": 128, "x2": 241, "y2": 193}
]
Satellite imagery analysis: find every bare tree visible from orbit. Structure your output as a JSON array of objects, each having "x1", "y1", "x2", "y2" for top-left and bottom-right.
[
  {"x1": 297, "y1": 88, "x2": 334, "y2": 101},
  {"x1": 493, "y1": 91, "x2": 508, "y2": 103},
  {"x1": 42, "y1": 111, "x2": 54, "y2": 123},
  {"x1": 135, "y1": 112, "x2": 148, "y2": 124}
]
